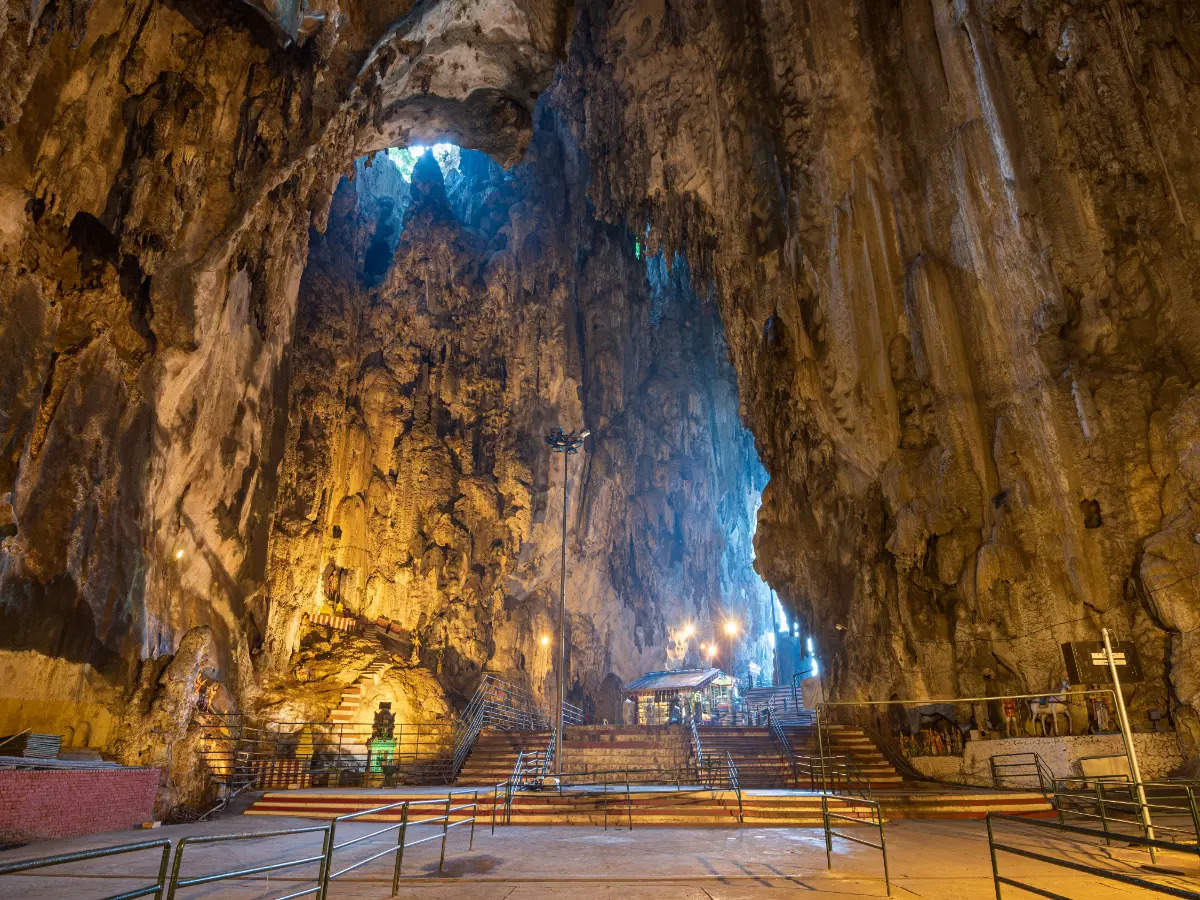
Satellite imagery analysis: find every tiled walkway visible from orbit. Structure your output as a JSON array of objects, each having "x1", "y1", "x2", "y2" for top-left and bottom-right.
[{"x1": 0, "y1": 814, "x2": 1196, "y2": 897}]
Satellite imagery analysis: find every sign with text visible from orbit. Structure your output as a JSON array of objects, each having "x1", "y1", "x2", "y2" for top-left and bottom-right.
[{"x1": 1061, "y1": 641, "x2": 1144, "y2": 684}]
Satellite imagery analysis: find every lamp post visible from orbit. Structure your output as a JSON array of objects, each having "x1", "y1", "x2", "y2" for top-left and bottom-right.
[
  {"x1": 545, "y1": 426, "x2": 589, "y2": 776},
  {"x1": 723, "y1": 619, "x2": 739, "y2": 678}
]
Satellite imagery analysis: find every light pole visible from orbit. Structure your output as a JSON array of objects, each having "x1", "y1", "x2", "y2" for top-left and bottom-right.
[
  {"x1": 723, "y1": 619, "x2": 739, "y2": 677},
  {"x1": 545, "y1": 426, "x2": 589, "y2": 776}
]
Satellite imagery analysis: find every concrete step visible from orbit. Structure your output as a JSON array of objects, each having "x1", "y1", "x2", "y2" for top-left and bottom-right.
[{"x1": 244, "y1": 787, "x2": 1053, "y2": 825}]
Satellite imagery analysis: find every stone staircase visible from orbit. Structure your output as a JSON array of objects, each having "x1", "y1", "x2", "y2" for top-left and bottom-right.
[
  {"x1": 742, "y1": 685, "x2": 812, "y2": 725},
  {"x1": 696, "y1": 726, "x2": 793, "y2": 787},
  {"x1": 244, "y1": 786, "x2": 1054, "y2": 826},
  {"x1": 560, "y1": 726, "x2": 689, "y2": 776},
  {"x1": 784, "y1": 724, "x2": 905, "y2": 788},
  {"x1": 455, "y1": 729, "x2": 552, "y2": 785},
  {"x1": 330, "y1": 662, "x2": 390, "y2": 725}
]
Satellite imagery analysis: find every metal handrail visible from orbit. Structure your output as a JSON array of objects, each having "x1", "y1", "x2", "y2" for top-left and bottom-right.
[
  {"x1": 688, "y1": 717, "x2": 704, "y2": 778},
  {"x1": 320, "y1": 789, "x2": 482, "y2": 898},
  {"x1": 990, "y1": 751, "x2": 1055, "y2": 797},
  {"x1": 166, "y1": 825, "x2": 331, "y2": 900},
  {"x1": 821, "y1": 793, "x2": 890, "y2": 896},
  {"x1": 987, "y1": 812, "x2": 1200, "y2": 898},
  {"x1": 0, "y1": 839, "x2": 172, "y2": 900},
  {"x1": 765, "y1": 707, "x2": 799, "y2": 787},
  {"x1": 451, "y1": 675, "x2": 552, "y2": 779},
  {"x1": 1053, "y1": 778, "x2": 1200, "y2": 852},
  {"x1": 797, "y1": 753, "x2": 873, "y2": 800},
  {"x1": 726, "y1": 751, "x2": 743, "y2": 823}
]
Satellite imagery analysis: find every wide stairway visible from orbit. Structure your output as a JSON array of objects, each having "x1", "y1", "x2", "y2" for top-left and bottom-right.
[
  {"x1": 696, "y1": 727, "x2": 792, "y2": 787},
  {"x1": 454, "y1": 729, "x2": 551, "y2": 785},
  {"x1": 742, "y1": 684, "x2": 812, "y2": 725},
  {"x1": 245, "y1": 785, "x2": 1053, "y2": 825},
  {"x1": 785, "y1": 724, "x2": 905, "y2": 789}
]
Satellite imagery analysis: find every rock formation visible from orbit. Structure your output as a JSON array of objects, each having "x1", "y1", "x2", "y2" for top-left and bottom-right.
[
  {"x1": 0, "y1": 0, "x2": 572, "y2": 788},
  {"x1": 267, "y1": 122, "x2": 773, "y2": 721},
  {"x1": 0, "y1": 0, "x2": 1198, "y2": 808},
  {"x1": 557, "y1": 1, "x2": 1200, "y2": 741}
]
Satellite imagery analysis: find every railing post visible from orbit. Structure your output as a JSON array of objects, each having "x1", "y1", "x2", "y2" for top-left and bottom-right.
[
  {"x1": 821, "y1": 794, "x2": 832, "y2": 869},
  {"x1": 315, "y1": 825, "x2": 331, "y2": 898},
  {"x1": 318, "y1": 817, "x2": 338, "y2": 900},
  {"x1": 165, "y1": 838, "x2": 188, "y2": 900},
  {"x1": 392, "y1": 802, "x2": 409, "y2": 892},
  {"x1": 1096, "y1": 783, "x2": 1111, "y2": 847},
  {"x1": 153, "y1": 841, "x2": 171, "y2": 900},
  {"x1": 1186, "y1": 786, "x2": 1200, "y2": 860},
  {"x1": 878, "y1": 806, "x2": 888, "y2": 897},
  {"x1": 986, "y1": 814, "x2": 1002, "y2": 900},
  {"x1": 438, "y1": 796, "x2": 451, "y2": 874},
  {"x1": 470, "y1": 791, "x2": 478, "y2": 850}
]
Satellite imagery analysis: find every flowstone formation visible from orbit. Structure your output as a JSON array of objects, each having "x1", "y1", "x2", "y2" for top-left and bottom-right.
[
  {"x1": 558, "y1": 2, "x2": 1200, "y2": 738},
  {"x1": 267, "y1": 124, "x2": 773, "y2": 721}
]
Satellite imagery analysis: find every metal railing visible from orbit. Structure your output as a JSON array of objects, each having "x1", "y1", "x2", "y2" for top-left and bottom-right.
[
  {"x1": 166, "y1": 825, "x2": 330, "y2": 900},
  {"x1": 796, "y1": 753, "x2": 873, "y2": 800},
  {"x1": 764, "y1": 707, "x2": 799, "y2": 787},
  {"x1": 688, "y1": 717, "x2": 704, "y2": 778},
  {"x1": 197, "y1": 715, "x2": 456, "y2": 791},
  {"x1": 821, "y1": 794, "x2": 889, "y2": 897},
  {"x1": 491, "y1": 765, "x2": 758, "y2": 830},
  {"x1": 451, "y1": 674, "x2": 558, "y2": 779},
  {"x1": 320, "y1": 789, "x2": 481, "y2": 898},
  {"x1": 1053, "y1": 777, "x2": 1200, "y2": 854},
  {"x1": 725, "y1": 751, "x2": 743, "y2": 823},
  {"x1": 987, "y1": 812, "x2": 1200, "y2": 898},
  {"x1": 990, "y1": 752, "x2": 1055, "y2": 796},
  {"x1": 0, "y1": 838, "x2": 172, "y2": 900}
]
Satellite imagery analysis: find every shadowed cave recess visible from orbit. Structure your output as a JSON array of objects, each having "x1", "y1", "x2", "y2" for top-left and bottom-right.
[{"x1": 0, "y1": 0, "x2": 1198, "y2": 812}]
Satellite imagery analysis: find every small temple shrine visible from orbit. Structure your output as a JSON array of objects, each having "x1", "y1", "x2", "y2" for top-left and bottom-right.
[{"x1": 623, "y1": 667, "x2": 738, "y2": 725}]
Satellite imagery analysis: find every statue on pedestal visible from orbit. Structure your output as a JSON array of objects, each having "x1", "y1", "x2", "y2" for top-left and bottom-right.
[{"x1": 372, "y1": 701, "x2": 396, "y2": 741}]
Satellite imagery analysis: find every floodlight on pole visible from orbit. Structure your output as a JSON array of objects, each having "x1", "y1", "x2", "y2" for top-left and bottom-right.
[{"x1": 545, "y1": 425, "x2": 589, "y2": 777}]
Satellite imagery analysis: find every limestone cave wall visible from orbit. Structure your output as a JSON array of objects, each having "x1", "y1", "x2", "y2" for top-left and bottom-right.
[
  {"x1": 0, "y1": 0, "x2": 569, "y2": 798},
  {"x1": 557, "y1": 1, "x2": 1200, "y2": 740}
]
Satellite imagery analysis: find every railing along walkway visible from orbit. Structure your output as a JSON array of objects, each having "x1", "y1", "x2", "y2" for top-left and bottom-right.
[
  {"x1": 0, "y1": 791, "x2": 487, "y2": 900},
  {"x1": 1053, "y1": 777, "x2": 1200, "y2": 854},
  {"x1": 987, "y1": 812, "x2": 1200, "y2": 898},
  {"x1": 0, "y1": 839, "x2": 171, "y2": 900},
  {"x1": 821, "y1": 793, "x2": 890, "y2": 897}
]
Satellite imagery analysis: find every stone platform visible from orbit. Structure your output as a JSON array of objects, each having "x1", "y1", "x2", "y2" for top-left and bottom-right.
[{"x1": 243, "y1": 784, "x2": 1054, "y2": 826}]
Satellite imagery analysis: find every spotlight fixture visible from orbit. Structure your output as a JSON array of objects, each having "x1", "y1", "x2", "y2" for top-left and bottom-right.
[
  {"x1": 723, "y1": 620, "x2": 739, "y2": 636},
  {"x1": 174, "y1": 549, "x2": 184, "y2": 561},
  {"x1": 682, "y1": 624, "x2": 695, "y2": 639},
  {"x1": 540, "y1": 635, "x2": 550, "y2": 647}
]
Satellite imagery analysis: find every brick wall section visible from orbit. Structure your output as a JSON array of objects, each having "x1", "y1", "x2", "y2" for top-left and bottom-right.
[{"x1": 0, "y1": 768, "x2": 160, "y2": 842}]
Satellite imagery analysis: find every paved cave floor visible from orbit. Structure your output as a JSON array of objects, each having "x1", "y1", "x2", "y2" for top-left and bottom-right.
[{"x1": 1, "y1": 814, "x2": 1197, "y2": 898}]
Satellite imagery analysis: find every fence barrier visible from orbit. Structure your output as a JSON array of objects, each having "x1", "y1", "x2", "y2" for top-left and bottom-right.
[
  {"x1": 986, "y1": 812, "x2": 1200, "y2": 899},
  {"x1": 165, "y1": 824, "x2": 331, "y2": 900},
  {"x1": 820, "y1": 794, "x2": 890, "y2": 897},
  {"x1": 0, "y1": 838, "x2": 172, "y2": 900},
  {"x1": 1052, "y1": 778, "x2": 1200, "y2": 855}
]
